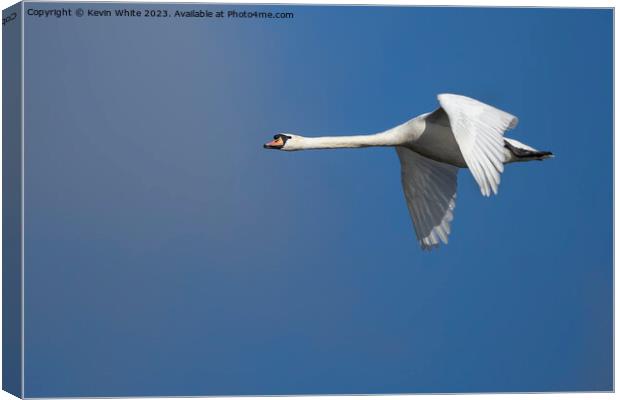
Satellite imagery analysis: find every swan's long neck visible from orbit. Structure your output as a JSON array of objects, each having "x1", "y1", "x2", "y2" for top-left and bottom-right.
[{"x1": 291, "y1": 131, "x2": 401, "y2": 150}]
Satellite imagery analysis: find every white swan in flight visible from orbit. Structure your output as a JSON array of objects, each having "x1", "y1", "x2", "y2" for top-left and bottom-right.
[{"x1": 264, "y1": 94, "x2": 552, "y2": 250}]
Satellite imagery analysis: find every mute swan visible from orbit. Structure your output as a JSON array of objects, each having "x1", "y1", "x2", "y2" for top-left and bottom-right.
[{"x1": 264, "y1": 94, "x2": 552, "y2": 250}]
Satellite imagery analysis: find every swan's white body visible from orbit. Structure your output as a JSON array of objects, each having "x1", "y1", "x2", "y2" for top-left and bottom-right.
[{"x1": 267, "y1": 94, "x2": 552, "y2": 250}]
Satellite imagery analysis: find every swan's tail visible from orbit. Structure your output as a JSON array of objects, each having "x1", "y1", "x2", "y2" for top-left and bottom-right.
[{"x1": 504, "y1": 138, "x2": 553, "y2": 163}]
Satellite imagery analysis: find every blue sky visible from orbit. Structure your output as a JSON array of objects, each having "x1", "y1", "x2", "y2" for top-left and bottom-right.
[{"x1": 23, "y1": 4, "x2": 611, "y2": 396}]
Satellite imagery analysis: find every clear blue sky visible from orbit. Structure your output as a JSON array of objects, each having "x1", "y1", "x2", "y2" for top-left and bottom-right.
[{"x1": 23, "y1": 3, "x2": 612, "y2": 396}]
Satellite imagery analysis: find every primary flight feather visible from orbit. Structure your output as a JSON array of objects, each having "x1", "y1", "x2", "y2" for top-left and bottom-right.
[{"x1": 264, "y1": 94, "x2": 553, "y2": 250}]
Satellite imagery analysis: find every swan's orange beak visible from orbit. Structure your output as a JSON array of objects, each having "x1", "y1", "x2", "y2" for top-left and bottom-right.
[{"x1": 264, "y1": 137, "x2": 284, "y2": 149}]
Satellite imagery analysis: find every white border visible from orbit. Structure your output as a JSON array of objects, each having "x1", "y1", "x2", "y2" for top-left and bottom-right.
[
  {"x1": 1, "y1": 1, "x2": 615, "y2": 400},
  {"x1": 11, "y1": 0, "x2": 618, "y2": 6}
]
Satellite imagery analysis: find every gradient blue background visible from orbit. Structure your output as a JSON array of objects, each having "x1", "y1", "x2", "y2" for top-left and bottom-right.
[{"x1": 22, "y1": 3, "x2": 612, "y2": 396}]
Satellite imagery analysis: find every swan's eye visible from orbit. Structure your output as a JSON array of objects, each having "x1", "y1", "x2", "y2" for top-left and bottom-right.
[{"x1": 273, "y1": 135, "x2": 279, "y2": 140}]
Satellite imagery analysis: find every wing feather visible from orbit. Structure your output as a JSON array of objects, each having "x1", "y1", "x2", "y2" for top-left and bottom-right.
[
  {"x1": 396, "y1": 147, "x2": 459, "y2": 250},
  {"x1": 437, "y1": 94, "x2": 517, "y2": 196}
]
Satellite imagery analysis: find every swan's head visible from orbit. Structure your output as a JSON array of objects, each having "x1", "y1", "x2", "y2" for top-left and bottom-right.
[{"x1": 263, "y1": 133, "x2": 296, "y2": 151}]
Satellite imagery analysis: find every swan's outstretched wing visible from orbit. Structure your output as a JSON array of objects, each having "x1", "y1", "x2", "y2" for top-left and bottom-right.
[
  {"x1": 437, "y1": 93, "x2": 518, "y2": 196},
  {"x1": 396, "y1": 146, "x2": 458, "y2": 250}
]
